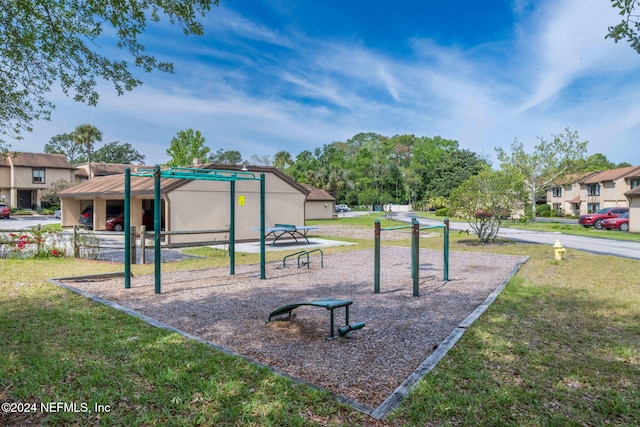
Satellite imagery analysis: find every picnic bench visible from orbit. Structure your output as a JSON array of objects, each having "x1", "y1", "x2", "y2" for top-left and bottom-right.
[
  {"x1": 267, "y1": 299, "x2": 364, "y2": 340},
  {"x1": 252, "y1": 223, "x2": 319, "y2": 246}
]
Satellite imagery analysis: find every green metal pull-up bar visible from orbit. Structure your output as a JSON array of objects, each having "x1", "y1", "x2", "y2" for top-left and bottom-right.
[
  {"x1": 123, "y1": 165, "x2": 266, "y2": 293},
  {"x1": 373, "y1": 217, "x2": 449, "y2": 296}
]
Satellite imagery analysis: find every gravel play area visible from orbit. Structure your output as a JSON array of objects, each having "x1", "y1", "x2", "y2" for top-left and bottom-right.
[{"x1": 56, "y1": 235, "x2": 528, "y2": 416}]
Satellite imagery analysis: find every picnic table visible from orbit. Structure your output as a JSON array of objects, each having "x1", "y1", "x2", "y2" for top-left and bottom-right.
[{"x1": 252, "y1": 223, "x2": 319, "y2": 246}]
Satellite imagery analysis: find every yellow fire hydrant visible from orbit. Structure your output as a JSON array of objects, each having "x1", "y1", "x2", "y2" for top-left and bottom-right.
[{"x1": 553, "y1": 239, "x2": 566, "y2": 260}]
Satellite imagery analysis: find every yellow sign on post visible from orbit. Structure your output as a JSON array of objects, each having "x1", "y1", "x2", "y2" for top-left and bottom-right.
[{"x1": 238, "y1": 195, "x2": 245, "y2": 206}]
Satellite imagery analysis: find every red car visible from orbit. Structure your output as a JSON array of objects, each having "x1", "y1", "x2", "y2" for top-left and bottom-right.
[
  {"x1": 578, "y1": 207, "x2": 628, "y2": 229},
  {"x1": 600, "y1": 212, "x2": 629, "y2": 231},
  {"x1": 0, "y1": 202, "x2": 9, "y2": 219},
  {"x1": 105, "y1": 211, "x2": 161, "y2": 231}
]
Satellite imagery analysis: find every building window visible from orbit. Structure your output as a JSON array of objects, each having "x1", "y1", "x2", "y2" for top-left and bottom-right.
[
  {"x1": 587, "y1": 203, "x2": 600, "y2": 213},
  {"x1": 631, "y1": 179, "x2": 639, "y2": 189},
  {"x1": 587, "y1": 183, "x2": 600, "y2": 196},
  {"x1": 552, "y1": 187, "x2": 562, "y2": 197},
  {"x1": 32, "y1": 168, "x2": 45, "y2": 184}
]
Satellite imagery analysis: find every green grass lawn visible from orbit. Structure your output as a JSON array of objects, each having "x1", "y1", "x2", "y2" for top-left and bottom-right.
[{"x1": 1, "y1": 217, "x2": 639, "y2": 426}]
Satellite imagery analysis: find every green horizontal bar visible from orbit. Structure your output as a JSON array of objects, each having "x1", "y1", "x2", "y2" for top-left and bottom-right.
[
  {"x1": 132, "y1": 168, "x2": 260, "y2": 181},
  {"x1": 380, "y1": 225, "x2": 413, "y2": 231},
  {"x1": 419, "y1": 225, "x2": 445, "y2": 230}
]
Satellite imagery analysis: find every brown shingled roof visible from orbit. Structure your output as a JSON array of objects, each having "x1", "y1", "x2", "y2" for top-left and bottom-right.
[
  {"x1": 58, "y1": 174, "x2": 184, "y2": 197},
  {"x1": 0, "y1": 152, "x2": 73, "y2": 169},
  {"x1": 624, "y1": 186, "x2": 640, "y2": 197},
  {"x1": 301, "y1": 184, "x2": 335, "y2": 201},
  {"x1": 553, "y1": 171, "x2": 599, "y2": 186},
  {"x1": 581, "y1": 166, "x2": 640, "y2": 184}
]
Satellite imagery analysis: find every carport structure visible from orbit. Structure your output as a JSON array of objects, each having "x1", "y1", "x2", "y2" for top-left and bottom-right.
[{"x1": 123, "y1": 165, "x2": 266, "y2": 293}]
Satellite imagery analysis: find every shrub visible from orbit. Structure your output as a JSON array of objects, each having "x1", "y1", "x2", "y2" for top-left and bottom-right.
[
  {"x1": 435, "y1": 208, "x2": 449, "y2": 217},
  {"x1": 536, "y1": 203, "x2": 551, "y2": 216}
]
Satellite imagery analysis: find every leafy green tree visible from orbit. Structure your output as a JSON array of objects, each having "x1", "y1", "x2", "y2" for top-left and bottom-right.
[
  {"x1": 165, "y1": 129, "x2": 210, "y2": 167},
  {"x1": 209, "y1": 149, "x2": 243, "y2": 165},
  {"x1": 72, "y1": 124, "x2": 102, "y2": 179},
  {"x1": 422, "y1": 148, "x2": 488, "y2": 200},
  {"x1": 44, "y1": 133, "x2": 85, "y2": 164},
  {"x1": 0, "y1": 0, "x2": 220, "y2": 149},
  {"x1": 607, "y1": 0, "x2": 640, "y2": 54},
  {"x1": 496, "y1": 128, "x2": 588, "y2": 219},
  {"x1": 92, "y1": 141, "x2": 146, "y2": 164},
  {"x1": 575, "y1": 153, "x2": 616, "y2": 172},
  {"x1": 410, "y1": 136, "x2": 459, "y2": 202},
  {"x1": 287, "y1": 150, "x2": 320, "y2": 183},
  {"x1": 448, "y1": 167, "x2": 526, "y2": 244}
]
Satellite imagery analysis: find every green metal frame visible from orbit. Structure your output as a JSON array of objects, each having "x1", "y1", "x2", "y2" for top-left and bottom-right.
[
  {"x1": 124, "y1": 166, "x2": 266, "y2": 293},
  {"x1": 373, "y1": 217, "x2": 449, "y2": 296},
  {"x1": 266, "y1": 299, "x2": 356, "y2": 340}
]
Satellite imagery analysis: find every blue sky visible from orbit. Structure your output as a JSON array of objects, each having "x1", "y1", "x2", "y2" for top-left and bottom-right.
[{"x1": 15, "y1": 0, "x2": 640, "y2": 167}]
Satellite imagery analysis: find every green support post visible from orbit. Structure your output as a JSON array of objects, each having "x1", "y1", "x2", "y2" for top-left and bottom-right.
[
  {"x1": 374, "y1": 219, "x2": 380, "y2": 293},
  {"x1": 124, "y1": 168, "x2": 131, "y2": 289},
  {"x1": 154, "y1": 165, "x2": 161, "y2": 294},
  {"x1": 230, "y1": 180, "x2": 235, "y2": 275},
  {"x1": 444, "y1": 218, "x2": 449, "y2": 281},
  {"x1": 412, "y1": 218, "x2": 419, "y2": 297},
  {"x1": 260, "y1": 173, "x2": 266, "y2": 279}
]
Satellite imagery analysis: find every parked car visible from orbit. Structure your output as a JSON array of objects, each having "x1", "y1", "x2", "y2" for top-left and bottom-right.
[
  {"x1": 105, "y1": 213, "x2": 125, "y2": 232},
  {"x1": 78, "y1": 205, "x2": 94, "y2": 229},
  {"x1": 78, "y1": 205, "x2": 124, "y2": 229},
  {"x1": 335, "y1": 204, "x2": 350, "y2": 213},
  {"x1": 600, "y1": 212, "x2": 629, "y2": 231},
  {"x1": 0, "y1": 202, "x2": 10, "y2": 219},
  {"x1": 578, "y1": 207, "x2": 628, "y2": 229},
  {"x1": 105, "y1": 210, "x2": 162, "y2": 232}
]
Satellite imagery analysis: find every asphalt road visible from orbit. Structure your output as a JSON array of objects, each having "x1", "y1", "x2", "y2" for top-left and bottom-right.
[{"x1": 397, "y1": 212, "x2": 640, "y2": 260}]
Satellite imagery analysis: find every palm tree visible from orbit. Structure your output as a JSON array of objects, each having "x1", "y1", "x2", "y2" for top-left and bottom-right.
[
  {"x1": 72, "y1": 124, "x2": 102, "y2": 179},
  {"x1": 273, "y1": 150, "x2": 293, "y2": 171}
]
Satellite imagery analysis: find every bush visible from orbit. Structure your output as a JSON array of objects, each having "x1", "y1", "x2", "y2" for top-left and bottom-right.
[
  {"x1": 536, "y1": 203, "x2": 551, "y2": 216},
  {"x1": 435, "y1": 208, "x2": 449, "y2": 217}
]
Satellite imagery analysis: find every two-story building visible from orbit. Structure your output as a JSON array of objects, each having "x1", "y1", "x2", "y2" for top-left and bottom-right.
[
  {"x1": 579, "y1": 166, "x2": 640, "y2": 214},
  {"x1": 0, "y1": 152, "x2": 77, "y2": 210},
  {"x1": 548, "y1": 166, "x2": 640, "y2": 216},
  {"x1": 547, "y1": 172, "x2": 598, "y2": 216}
]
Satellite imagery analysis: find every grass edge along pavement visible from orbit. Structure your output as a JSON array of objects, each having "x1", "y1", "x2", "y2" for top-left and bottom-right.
[{"x1": 1, "y1": 218, "x2": 639, "y2": 426}]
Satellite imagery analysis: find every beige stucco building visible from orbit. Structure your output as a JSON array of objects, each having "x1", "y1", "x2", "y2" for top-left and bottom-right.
[
  {"x1": 548, "y1": 166, "x2": 640, "y2": 216},
  {"x1": 0, "y1": 152, "x2": 76, "y2": 210},
  {"x1": 58, "y1": 164, "x2": 313, "y2": 246},
  {"x1": 302, "y1": 184, "x2": 335, "y2": 220}
]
